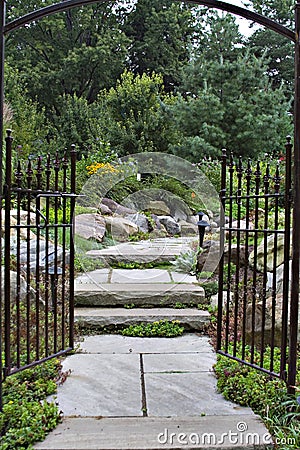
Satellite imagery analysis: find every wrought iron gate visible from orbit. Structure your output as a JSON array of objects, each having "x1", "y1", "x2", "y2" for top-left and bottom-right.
[
  {"x1": 217, "y1": 137, "x2": 298, "y2": 390},
  {"x1": 1, "y1": 130, "x2": 76, "y2": 385}
]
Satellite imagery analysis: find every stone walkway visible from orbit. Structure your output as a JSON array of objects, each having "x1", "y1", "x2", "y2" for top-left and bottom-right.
[
  {"x1": 34, "y1": 237, "x2": 271, "y2": 449},
  {"x1": 34, "y1": 334, "x2": 270, "y2": 449}
]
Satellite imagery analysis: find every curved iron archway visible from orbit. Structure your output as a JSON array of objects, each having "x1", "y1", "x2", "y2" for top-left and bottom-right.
[
  {"x1": 0, "y1": 0, "x2": 300, "y2": 394},
  {"x1": 2, "y1": 0, "x2": 294, "y2": 40}
]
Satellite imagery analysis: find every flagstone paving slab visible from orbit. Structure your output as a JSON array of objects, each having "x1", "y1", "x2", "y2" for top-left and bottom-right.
[
  {"x1": 52, "y1": 353, "x2": 142, "y2": 417},
  {"x1": 144, "y1": 372, "x2": 253, "y2": 417},
  {"x1": 143, "y1": 352, "x2": 216, "y2": 373},
  {"x1": 75, "y1": 269, "x2": 111, "y2": 285},
  {"x1": 78, "y1": 333, "x2": 213, "y2": 354},
  {"x1": 170, "y1": 272, "x2": 198, "y2": 283},
  {"x1": 110, "y1": 268, "x2": 172, "y2": 283}
]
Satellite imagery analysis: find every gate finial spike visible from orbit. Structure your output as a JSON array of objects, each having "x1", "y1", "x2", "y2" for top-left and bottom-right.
[
  {"x1": 285, "y1": 135, "x2": 292, "y2": 153},
  {"x1": 36, "y1": 155, "x2": 43, "y2": 173},
  {"x1": 54, "y1": 151, "x2": 60, "y2": 170},
  {"x1": 15, "y1": 160, "x2": 22, "y2": 181},
  {"x1": 264, "y1": 163, "x2": 271, "y2": 183},
  {"x1": 26, "y1": 158, "x2": 33, "y2": 176},
  {"x1": 237, "y1": 156, "x2": 243, "y2": 172},
  {"x1": 46, "y1": 153, "x2": 51, "y2": 171},
  {"x1": 274, "y1": 164, "x2": 281, "y2": 190},
  {"x1": 255, "y1": 160, "x2": 261, "y2": 177},
  {"x1": 62, "y1": 149, "x2": 68, "y2": 167}
]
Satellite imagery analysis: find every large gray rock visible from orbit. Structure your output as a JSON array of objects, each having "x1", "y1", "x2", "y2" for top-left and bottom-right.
[
  {"x1": 249, "y1": 232, "x2": 289, "y2": 272},
  {"x1": 187, "y1": 215, "x2": 198, "y2": 225},
  {"x1": 145, "y1": 201, "x2": 170, "y2": 216},
  {"x1": 99, "y1": 204, "x2": 113, "y2": 215},
  {"x1": 9, "y1": 209, "x2": 32, "y2": 222},
  {"x1": 245, "y1": 294, "x2": 285, "y2": 346},
  {"x1": 105, "y1": 217, "x2": 138, "y2": 239},
  {"x1": 1, "y1": 267, "x2": 37, "y2": 304},
  {"x1": 157, "y1": 216, "x2": 180, "y2": 236},
  {"x1": 5, "y1": 216, "x2": 36, "y2": 246},
  {"x1": 245, "y1": 289, "x2": 300, "y2": 344},
  {"x1": 101, "y1": 198, "x2": 135, "y2": 216},
  {"x1": 178, "y1": 220, "x2": 198, "y2": 236},
  {"x1": 196, "y1": 241, "x2": 221, "y2": 274},
  {"x1": 17, "y1": 239, "x2": 69, "y2": 273},
  {"x1": 224, "y1": 243, "x2": 247, "y2": 266},
  {"x1": 125, "y1": 213, "x2": 149, "y2": 233},
  {"x1": 168, "y1": 198, "x2": 192, "y2": 222},
  {"x1": 75, "y1": 213, "x2": 106, "y2": 242}
]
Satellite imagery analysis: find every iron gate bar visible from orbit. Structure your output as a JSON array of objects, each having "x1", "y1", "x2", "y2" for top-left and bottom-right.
[
  {"x1": 2, "y1": 130, "x2": 77, "y2": 379},
  {"x1": 4, "y1": 129, "x2": 12, "y2": 373},
  {"x1": 217, "y1": 144, "x2": 293, "y2": 382},
  {"x1": 251, "y1": 162, "x2": 261, "y2": 364},
  {"x1": 216, "y1": 149, "x2": 227, "y2": 352},
  {"x1": 241, "y1": 159, "x2": 252, "y2": 361},
  {"x1": 280, "y1": 138, "x2": 293, "y2": 379},
  {"x1": 26, "y1": 160, "x2": 32, "y2": 365},
  {"x1": 289, "y1": 0, "x2": 300, "y2": 393},
  {"x1": 262, "y1": 165, "x2": 270, "y2": 365},
  {"x1": 69, "y1": 144, "x2": 76, "y2": 350}
]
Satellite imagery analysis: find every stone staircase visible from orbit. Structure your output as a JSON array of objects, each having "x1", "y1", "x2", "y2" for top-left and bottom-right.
[{"x1": 74, "y1": 238, "x2": 210, "y2": 331}]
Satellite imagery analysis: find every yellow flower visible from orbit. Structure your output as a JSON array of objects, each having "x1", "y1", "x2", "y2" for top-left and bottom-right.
[{"x1": 86, "y1": 162, "x2": 119, "y2": 176}]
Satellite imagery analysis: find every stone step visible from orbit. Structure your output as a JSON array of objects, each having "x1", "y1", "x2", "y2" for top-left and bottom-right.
[
  {"x1": 34, "y1": 415, "x2": 271, "y2": 449},
  {"x1": 75, "y1": 282, "x2": 206, "y2": 307},
  {"x1": 75, "y1": 307, "x2": 210, "y2": 331},
  {"x1": 85, "y1": 237, "x2": 196, "y2": 265}
]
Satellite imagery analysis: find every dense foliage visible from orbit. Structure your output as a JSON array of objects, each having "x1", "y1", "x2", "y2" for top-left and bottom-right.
[{"x1": 3, "y1": 0, "x2": 293, "y2": 162}]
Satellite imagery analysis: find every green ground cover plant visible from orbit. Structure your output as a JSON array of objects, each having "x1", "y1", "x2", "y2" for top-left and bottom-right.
[
  {"x1": 0, "y1": 359, "x2": 62, "y2": 450},
  {"x1": 120, "y1": 320, "x2": 184, "y2": 337},
  {"x1": 111, "y1": 261, "x2": 173, "y2": 270},
  {"x1": 214, "y1": 343, "x2": 300, "y2": 449}
]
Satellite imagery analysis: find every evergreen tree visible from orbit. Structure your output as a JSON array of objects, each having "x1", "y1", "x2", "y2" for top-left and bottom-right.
[
  {"x1": 123, "y1": 0, "x2": 194, "y2": 91},
  {"x1": 246, "y1": 0, "x2": 294, "y2": 95},
  {"x1": 96, "y1": 70, "x2": 179, "y2": 156},
  {"x1": 172, "y1": 12, "x2": 292, "y2": 160}
]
